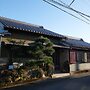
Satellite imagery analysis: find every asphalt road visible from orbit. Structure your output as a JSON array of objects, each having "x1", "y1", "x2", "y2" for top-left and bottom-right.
[{"x1": 1, "y1": 76, "x2": 90, "y2": 90}]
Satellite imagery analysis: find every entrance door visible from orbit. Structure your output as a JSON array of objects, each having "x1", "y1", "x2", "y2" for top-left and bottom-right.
[
  {"x1": 53, "y1": 48, "x2": 70, "y2": 73},
  {"x1": 53, "y1": 48, "x2": 60, "y2": 72},
  {"x1": 59, "y1": 49, "x2": 69, "y2": 73},
  {"x1": 70, "y1": 50, "x2": 76, "y2": 64}
]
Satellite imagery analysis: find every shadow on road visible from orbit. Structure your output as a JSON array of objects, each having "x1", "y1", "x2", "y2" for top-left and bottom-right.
[{"x1": 1, "y1": 76, "x2": 90, "y2": 90}]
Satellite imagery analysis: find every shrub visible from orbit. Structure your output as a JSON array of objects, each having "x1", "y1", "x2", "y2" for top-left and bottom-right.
[
  {"x1": 41, "y1": 56, "x2": 54, "y2": 65},
  {"x1": 30, "y1": 68, "x2": 44, "y2": 78}
]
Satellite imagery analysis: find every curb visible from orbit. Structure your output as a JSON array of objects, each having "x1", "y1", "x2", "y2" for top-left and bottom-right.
[
  {"x1": 0, "y1": 78, "x2": 47, "y2": 90},
  {"x1": 52, "y1": 73, "x2": 70, "y2": 78}
]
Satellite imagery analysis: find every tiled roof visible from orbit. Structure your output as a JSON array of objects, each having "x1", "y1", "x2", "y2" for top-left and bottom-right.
[
  {"x1": 61, "y1": 38, "x2": 90, "y2": 49},
  {"x1": 0, "y1": 17, "x2": 90, "y2": 49},
  {"x1": 0, "y1": 16, "x2": 65, "y2": 38}
]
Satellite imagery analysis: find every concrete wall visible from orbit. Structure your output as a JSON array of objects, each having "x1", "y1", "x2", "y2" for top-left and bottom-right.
[{"x1": 70, "y1": 63, "x2": 90, "y2": 72}]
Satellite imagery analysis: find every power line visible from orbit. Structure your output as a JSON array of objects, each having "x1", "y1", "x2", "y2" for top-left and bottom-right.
[
  {"x1": 58, "y1": 0, "x2": 75, "y2": 6},
  {"x1": 58, "y1": 0, "x2": 66, "y2": 6},
  {"x1": 49, "y1": 0, "x2": 90, "y2": 18},
  {"x1": 43, "y1": 0, "x2": 90, "y2": 24},
  {"x1": 60, "y1": 0, "x2": 90, "y2": 21},
  {"x1": 69, "y1": 0, "x2": 75, "y2": 6}
]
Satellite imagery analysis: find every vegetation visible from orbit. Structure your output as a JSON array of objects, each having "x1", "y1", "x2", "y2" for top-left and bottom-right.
[
  {"x1": 29, "y1": 36, "x2": 54, "y2": 60},
  {"x1": 27, "y1": 36, "x2": 55, "y2": 77},
  {"x1": 0, "y1": 36, "x2": 55, "y2": 87}
]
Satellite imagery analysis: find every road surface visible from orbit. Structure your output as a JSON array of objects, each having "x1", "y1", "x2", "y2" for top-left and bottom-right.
[{"x1": 2, "y1": 75, "x2": 90, "y2": 90}]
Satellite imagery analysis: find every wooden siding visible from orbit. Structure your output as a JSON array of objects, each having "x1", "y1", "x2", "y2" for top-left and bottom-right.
[
  {"x1": 76, "y1": 51, "x2": 84, "y2": 63},
  {"x1": 87, "y1": 52, "x2": 90, "y2": 62},
  {"x1": 2, "y1": 30, "x2": 62, "y2": 46}
]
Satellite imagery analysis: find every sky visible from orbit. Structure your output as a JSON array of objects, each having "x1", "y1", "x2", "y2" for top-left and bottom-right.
[{"x1": 0, "y1": 0, "x2": 90, "y2": 42}]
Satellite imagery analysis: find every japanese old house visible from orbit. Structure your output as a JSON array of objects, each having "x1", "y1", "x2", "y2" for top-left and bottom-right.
[{"x1": 0, "y1": 16, "x2": 90, "y2": 74}]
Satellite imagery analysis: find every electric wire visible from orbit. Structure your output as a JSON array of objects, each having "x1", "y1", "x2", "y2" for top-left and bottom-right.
[
  {"x1": 69, "y1": 0, "x2": 75, "y2": 6},
  {"x1": 58, "y1": 0, "x2": 90, "y2": 21},
  {"x1": 43, "y1": 0, "x2": 90, "y2": 24},
  {"x1": 49, "y1": 0, "x2": 90, "y2": 18},
  {"x1": 58, "y1": 0, "x2": 66, "y2": 6}
]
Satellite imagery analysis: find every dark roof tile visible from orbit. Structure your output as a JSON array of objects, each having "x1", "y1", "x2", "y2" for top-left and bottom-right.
[
  {"x1": 0, "y1": 16, "x2": 65, "y2": 38},
  {"x1": 63, "y1": 39, "x2": 90, "y2": 49}
]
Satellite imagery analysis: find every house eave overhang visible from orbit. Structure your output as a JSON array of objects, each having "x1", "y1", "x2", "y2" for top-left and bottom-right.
[
  {"x1": 70, "y1": 46, "x2": 90, "y2": 51},
  {"x1": 53, "y1": 44, "x2": 70, "y2": 49},
  {"x1": 0, "y1": 16, "x2": 66, "y2": 39}
]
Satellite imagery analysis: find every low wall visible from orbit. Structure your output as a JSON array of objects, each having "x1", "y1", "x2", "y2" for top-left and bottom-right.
[{"x1": 70, "y1": 63, "x2": 90, "y2": 73}]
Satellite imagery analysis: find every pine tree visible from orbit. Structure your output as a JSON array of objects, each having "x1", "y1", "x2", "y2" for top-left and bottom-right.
[{"x1": 29, "y1": 36, "x2": 55, "y2": 62}]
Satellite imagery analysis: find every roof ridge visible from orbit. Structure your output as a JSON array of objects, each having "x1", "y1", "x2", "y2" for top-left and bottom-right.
[
  {"x1": 65, "y1": 35, "x2": 83, "y2": 41},
  {"x1": 0, "y1": 16, "x2": 43, "y2": 28}
]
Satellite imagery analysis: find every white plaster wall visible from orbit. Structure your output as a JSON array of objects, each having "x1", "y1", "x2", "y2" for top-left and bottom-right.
[{"x1": 70, "y1": 63, "x2": 90, "y2": 72}]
